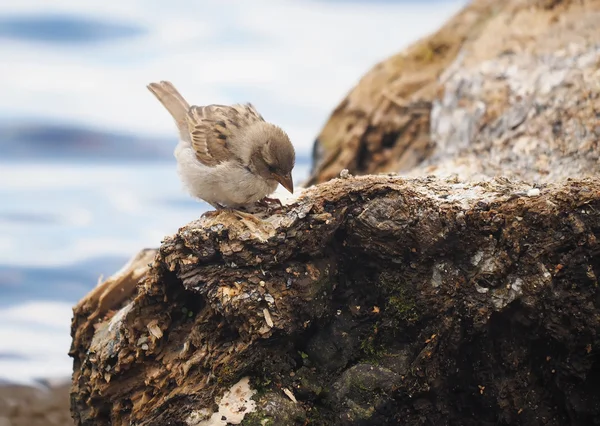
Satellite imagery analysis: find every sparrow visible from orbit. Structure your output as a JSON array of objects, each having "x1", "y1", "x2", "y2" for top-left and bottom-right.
[{"x1": 146, "y1": 80, "x2": 295, "y2": 219}]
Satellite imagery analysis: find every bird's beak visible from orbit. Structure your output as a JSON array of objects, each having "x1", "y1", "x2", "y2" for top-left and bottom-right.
[{"x1": 274, "y1": 172, "x2": 294, "y2": 194}]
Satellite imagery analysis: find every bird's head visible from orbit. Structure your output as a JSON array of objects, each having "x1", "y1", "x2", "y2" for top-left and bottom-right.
[{"x1": 249, "y1": 123, "x2": 295, "y2": 193}]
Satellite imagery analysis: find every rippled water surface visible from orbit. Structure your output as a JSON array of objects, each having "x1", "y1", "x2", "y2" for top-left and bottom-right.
[{"x1": 0, "y1": 0, "x2": 465, "y2": 383}]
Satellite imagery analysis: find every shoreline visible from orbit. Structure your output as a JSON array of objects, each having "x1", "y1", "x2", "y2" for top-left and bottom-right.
[{"x1": 0, "y1": 382, "x2": 71, "y2": 425}]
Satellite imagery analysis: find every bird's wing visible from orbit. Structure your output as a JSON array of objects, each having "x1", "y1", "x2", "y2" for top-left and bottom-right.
[{"x1": 187, "y1": 103, "x2": 265, "y2": 167}]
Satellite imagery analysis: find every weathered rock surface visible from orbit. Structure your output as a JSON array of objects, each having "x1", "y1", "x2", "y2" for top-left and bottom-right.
[
  {"x1": 71, "y1": 175, "x2": 600, "y2": 425},
  {"x1": 70, "y1": 0, "x2": 600, "y2": 425},
  {"x1": 307, "y1": 0, "x2": 600, "y2": 185}
]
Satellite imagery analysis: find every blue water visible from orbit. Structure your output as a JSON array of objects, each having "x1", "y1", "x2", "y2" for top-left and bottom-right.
[{"x1": 0, "y1": 0, "x2": 465, "y2": 384}]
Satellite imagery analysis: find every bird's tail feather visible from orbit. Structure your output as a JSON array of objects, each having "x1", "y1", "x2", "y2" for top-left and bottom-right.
[{"x1": 147, "y1": 81, "x2": 191, "y2": 141}]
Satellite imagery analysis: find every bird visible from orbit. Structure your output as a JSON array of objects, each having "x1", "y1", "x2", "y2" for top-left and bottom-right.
[{"x1": 146, "y1": 80, "x2": 295, "y2": 222}]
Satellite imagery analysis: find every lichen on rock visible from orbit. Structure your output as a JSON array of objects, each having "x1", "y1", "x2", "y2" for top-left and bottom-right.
[{"x1": 307, "y1": 0, "x2": 600, "y2": 186}]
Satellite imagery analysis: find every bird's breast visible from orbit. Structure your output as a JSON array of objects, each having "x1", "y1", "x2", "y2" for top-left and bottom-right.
[{"x1": 174, "y1": 143, "x2": 277, "y2": 207}]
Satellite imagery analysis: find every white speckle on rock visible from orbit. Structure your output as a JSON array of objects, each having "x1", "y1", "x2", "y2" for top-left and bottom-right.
[
  {"x1": 475, "y1": 284, "x2": 489, "y2": 294},
  {"x1": 492, "y1": 287, "x2": 516, "y2": 309},
  {"x1": 490, "y1": 276, "x2": 526, "y2": 310},
  {"x1": 479, "y1": 253, "x2": 499, "y2": 275},
  {"x1": 471, "y1": 251, "x2": 484, "y2": 266},
  {"x1": 269, "y1": 185, "x2": 304, "y2": 206},
  {"x1": 511, "y1": 278, "x2": 524, "y2": 293},
  {"x1": 147, "y1": 320, "x2": 163, "y2": 339},
  {"x1": 538, "y1": 69, "x2": 568, "y2": 95},
  {"x1": 263, "y1": 308, "x2": 274, "y2": 328},
  {"x1": 181, "y1": 341, "x2": 190, "y2": 356},
  {"x1": 108, "y1": 302, "x2": 133, "y2": 332},
  {"x1": 283, "y1": 388, "x2": 298, "y2": 403},
  {"x1": 527, "y1": 188, "x2": 541, "y2": 197},
  {"x1": 539, "y1": 263, "x2": 552, "y2": 282},
  {"x1": 189, "y1": 377, "x2": 257, "y2": 426},
  {"x1": 340, "y1": 169, "x2": 351, "y2": 179},
  {"x1": 431, "y1": 261, "x2": 450, "y2": 288}
]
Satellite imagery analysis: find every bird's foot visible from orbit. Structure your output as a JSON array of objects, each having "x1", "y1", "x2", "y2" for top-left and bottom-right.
[
  {"x1": 201, "y1": 210, "x2": 221, "y2": 219},
  {"x1": 255, "y1": 197, "x2": 284, "y2": 214},
  {"x1": 201, "y1": 202, "x2": 229, "y2": 219},
  {"x1": 199, "y1": 207, "x2": 270, "y2": 240}
]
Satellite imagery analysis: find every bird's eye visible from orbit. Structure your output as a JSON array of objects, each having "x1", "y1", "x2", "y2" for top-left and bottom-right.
[{"x1": 268, "y1": 165, "x2": 276, "y2": 173}]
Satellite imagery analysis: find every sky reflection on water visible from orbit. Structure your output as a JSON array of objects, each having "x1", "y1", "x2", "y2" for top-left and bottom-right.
[{"x1": 0, "y1": 0, "x2": 465, "y2": 384}]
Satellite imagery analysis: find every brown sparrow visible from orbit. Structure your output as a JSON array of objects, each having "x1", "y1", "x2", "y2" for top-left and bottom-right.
[{"x1": 146, "y1": 81, "x2": 295, "y2": 216}]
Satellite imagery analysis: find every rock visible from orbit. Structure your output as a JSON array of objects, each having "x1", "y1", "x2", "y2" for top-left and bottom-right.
[
  {"x1": 305, "y1": 312, "x2": 358, "y2": 372},
  {"x1": 70, "y1": 175, "x2": 600, "y2": 425},
  {"x1": 330, "y1": 364, "x2": 400, "y2": 425},
  {"x1": 307, "y1": 0, "x2": 600, "y2": 185},
  {"x1": 420, "y1": 29, "x2": 600, "y2": 183},
  {"x1": 68, "y1": 1, "x2": 600, "y2": 425}
]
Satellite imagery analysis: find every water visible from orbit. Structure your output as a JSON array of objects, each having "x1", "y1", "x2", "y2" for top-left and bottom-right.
[
  {"x1": 0, "y1": 160, "x2": 309, "y2": 384},
  {"x1": 0, "y1": 0, "x2": 465, "y2": 384}
]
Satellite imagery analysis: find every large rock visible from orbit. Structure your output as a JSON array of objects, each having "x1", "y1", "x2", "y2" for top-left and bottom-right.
[
  {"x1": 307, "y1": 0, "x2": 600, "y2": 185},
  {"x1": 70, "y1": 175, "x2": 600, "y2": 425},
  {"x1": 69, "y1": 0, "x2": 600, "y2": 425}
]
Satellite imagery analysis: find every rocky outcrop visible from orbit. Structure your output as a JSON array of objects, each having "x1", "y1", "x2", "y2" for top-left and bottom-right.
[
  {"x1": 70, "y1": 175, "x2": 600, "y2": 425},
  {"x1": 307, "y1": 0, "x2": 600, "y2": 185},
  {"x1": 69, "y1": 0, "x2": 600, "y2": 425}
]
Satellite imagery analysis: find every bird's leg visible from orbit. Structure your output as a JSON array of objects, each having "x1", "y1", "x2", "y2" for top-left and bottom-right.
[
  {"x1": 255, "y1": 197, "x2": 284, "y2": 215},
  {"x1": 201, "y1": 202, "x2": 226, "y2": 218},
  {"x1": 201, "y1": 202, "x2": 264, "y2": 230}
]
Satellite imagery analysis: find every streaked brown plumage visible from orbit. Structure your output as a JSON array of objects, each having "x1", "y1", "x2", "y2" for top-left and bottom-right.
[{"x1": 146, "y1": 81, "x2": 295, "y2": 211}]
